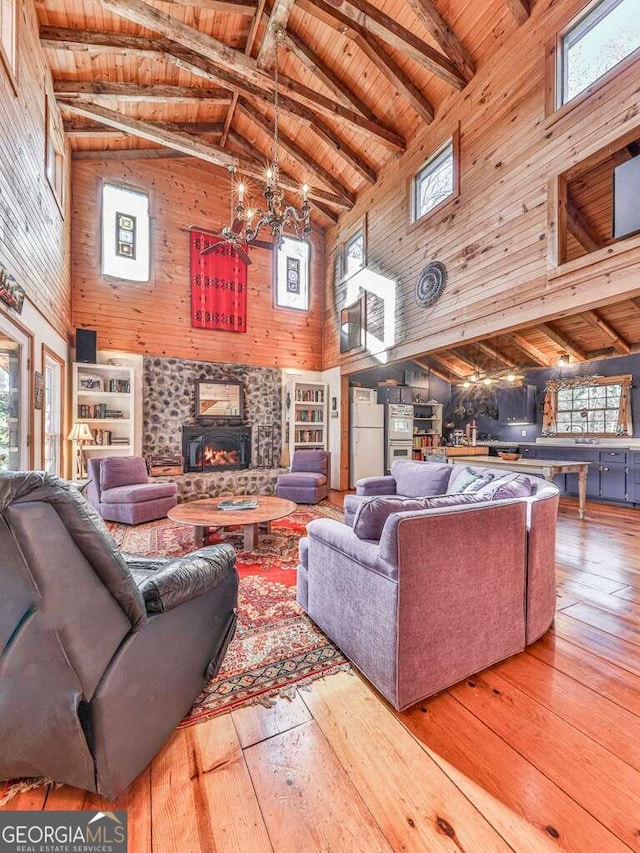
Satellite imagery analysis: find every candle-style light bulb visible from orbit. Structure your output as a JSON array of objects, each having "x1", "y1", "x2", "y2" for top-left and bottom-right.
[
  {"x1": 237, "y1": 182, "x2": 245, "y2": 203},
  {"x1": 507, "y1": 373, "x2": 516, "y2": 383},
  {"x1": 246, "y1": 209, "x2": 254, "y2": 222},
  {"x1": 302, "y1": 183, "x2": 309, "y2": 202},
  {"x1": 266, "y1": 168, "x2": 273, "y2": 187}
]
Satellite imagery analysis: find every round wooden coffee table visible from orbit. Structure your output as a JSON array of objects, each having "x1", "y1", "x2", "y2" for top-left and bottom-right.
[{"x1": 168, "y1": 494, "x2": 297, "y2": 551}]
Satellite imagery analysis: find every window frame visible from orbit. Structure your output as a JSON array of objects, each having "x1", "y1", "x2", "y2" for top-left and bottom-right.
[
  {"x1": 407, "y1": 129, "x2": 460, "y2": 231},
  {"x1": 552, "y1": 374, "x2": 632, "y2": 436},
  {"x1": 546, "y1": 0, "x2": 640, "y2": 122},
  {"x1": 41, "y1": 344, "x2": 65, "y2": 476},
  {"x1": 339, "y1": 218, "x2": 367, "y2": 283},
  {"x1": 100, "y1": 179, "x2": 152, "y2": 283},
  {"x1": 0, "y1": 0, "x2": 18, "y2": 95},
  {"x1": 273, "y1": 235, "x2": 311, "y2": 312},
  {"x1": 45, "y1": 95, "x2": 65, "y2": 215}
]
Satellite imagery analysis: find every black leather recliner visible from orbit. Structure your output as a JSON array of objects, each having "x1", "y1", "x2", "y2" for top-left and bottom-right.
[{"x1": 0, "y1": 471, "x2": 238, "y2": 798}]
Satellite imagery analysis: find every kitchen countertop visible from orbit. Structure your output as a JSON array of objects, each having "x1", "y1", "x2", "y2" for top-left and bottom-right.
[{"x1": 479, "y1": 439, "x2": 640, "y2": 450}]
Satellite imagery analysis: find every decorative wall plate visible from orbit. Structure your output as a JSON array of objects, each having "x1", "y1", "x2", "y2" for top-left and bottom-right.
[{"x1": 415, "y1": 261, "x2": 448, "y2": 307}]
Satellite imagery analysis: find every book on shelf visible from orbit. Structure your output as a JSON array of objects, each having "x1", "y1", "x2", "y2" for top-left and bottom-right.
[
  {"x1": 77, "y1": 403, "x2": 125, "y2": 419},
  {"x1": 217, "y1": 498, "x2": 258, "y2": 511}
]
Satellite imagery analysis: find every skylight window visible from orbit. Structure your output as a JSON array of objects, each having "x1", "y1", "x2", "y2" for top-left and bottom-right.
[
  {"x1": 560, "y1": 0, "x2": 640, "y2": 106},
  {"x1": 101, "y1": 183, "x2": 151, "y2": 282}
]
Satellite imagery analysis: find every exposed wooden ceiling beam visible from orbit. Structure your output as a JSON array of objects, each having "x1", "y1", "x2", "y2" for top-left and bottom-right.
[
  {"x1": 165, "y1": 0, "x2": 257, "y2": 12},
  {"x1": 303, "y1": 114, "x2": 378, "y2": 184},
  {"x1": 402, "y1": 0, "x2": 474, "y2": 82},
  {"x1": 297, "y1": 0, "x2": 465, "y2": 89},
  {"x1": 236, "y1": 98, "x2": 355, "y2": 206},
  {"x1": 221, "y1": 0, "x2": 268, "y2": 146},
  {"x1": 506, "y1": 0, "x2": 530, "y2": 24},
  {"x1": 629, "y1": 296, "x2": 640, "y2": 315},
  {"x1": 87, "y1": 1, "x2": 406, "y2": 150},
  {"x1": 58, "y1": 100, "x2": 239, "y2": 167},
  {"x1": 503, "y1": 333, "x2": 552, "y2": 366},
  {"x1": 64, "y1": 118, "x2": 225, "y2": 136},
  {"x1": 72, "y1": 148, "x2": 188, "y2": 160},
  {"x1": 257, "y1": 0, "x2": 295, "y2": 70},
  {"x1": 356, "y1": 35, "x2": 435, "y2": 124},
  {"x1": 54, "y1": 80, "x2": 232, "y2": 103},
  {"x1": 475, "y1": 341, "x2": 517, "y2": 369},
  {"x1": 411, "y1": 358, "x2": 451, "y2": 384},
  {"x1": 581, "y1": 310, "x2": 631, "y2": 355},
  {"x1": 449, "y1": 348, "x2": 478, "y2": 374},
  {"x1": 285, "y1": 29, "x2": 377, "y2": 120},
  {"x1": 536, "y1": 322, "x2": 588, "y2": 363},
  {"x1": 429, "y1": 353, "x2": 466, "y2": 379},
  {"x1": 566, "y1": 195, "x2": 601, "y2": 254}
]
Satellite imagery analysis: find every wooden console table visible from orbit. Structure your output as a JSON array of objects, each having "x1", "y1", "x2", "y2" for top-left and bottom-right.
[{"x1": 451, "y1": 455, "x2": 590, "y2": 520}]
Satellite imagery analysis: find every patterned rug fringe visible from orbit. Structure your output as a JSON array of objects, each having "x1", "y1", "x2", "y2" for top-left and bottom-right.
[
  {"x1": 0, "y1": 778, "x2": 59, "y2": 807},
  {"x1": 243, "y1": 664, "x2": 353, "y2": 710}
]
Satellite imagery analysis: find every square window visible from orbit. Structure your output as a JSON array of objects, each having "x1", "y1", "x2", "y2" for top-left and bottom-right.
[
  {"x1": 275, "y1": 236, "x2": 310, "y2": 311},
  {"x1": 0, "y1": 0, "x2": 17, "y2": 91},
  {"x1": 559, "y1": 0, "x2": 640, "y2": 107},
  {"x1": 45, "y1": 96, "x2": 65, "y2": 213},
  {"x1": 411, "y1": 138, "x2": 456, "y2": 223},
  {"x1": 102, "y1": 183, "x2": 150, "y2": 282}
]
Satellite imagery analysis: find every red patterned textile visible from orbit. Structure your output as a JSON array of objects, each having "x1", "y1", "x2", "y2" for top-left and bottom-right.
[{"x1": 190, "y1": 230, "x2": 248, "y2": 332}]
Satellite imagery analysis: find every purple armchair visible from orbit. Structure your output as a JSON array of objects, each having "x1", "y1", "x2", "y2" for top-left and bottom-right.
[
  {"x1": 87, "y1": 456, "x2": 178, "y2": 525},
  {"x1": 276, "y1": 450, "x2": 331, "y2": 504}
]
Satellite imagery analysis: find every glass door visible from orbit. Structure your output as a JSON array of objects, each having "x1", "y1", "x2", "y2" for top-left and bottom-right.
[
  {"x1": 0, "y1": 315, "x2": 30, "y2": 471},
  {"x1": 43, "y1": 349, "x2": 64, "y2": 475}
]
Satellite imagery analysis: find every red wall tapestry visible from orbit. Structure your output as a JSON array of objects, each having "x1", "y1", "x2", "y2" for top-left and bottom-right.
[{"x1": 190, "y1": 230, "x2": 249, "y2": 333}]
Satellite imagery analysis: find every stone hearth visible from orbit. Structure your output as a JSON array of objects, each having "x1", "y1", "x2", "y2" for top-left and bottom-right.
[{"x1": 149, "y1": 468, "x2": 287, "y2": 503}]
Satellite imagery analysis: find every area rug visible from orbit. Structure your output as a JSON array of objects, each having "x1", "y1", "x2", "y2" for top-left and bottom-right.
[{"x1": 110, "y1": 502, "x2": 350, "y2": 726}]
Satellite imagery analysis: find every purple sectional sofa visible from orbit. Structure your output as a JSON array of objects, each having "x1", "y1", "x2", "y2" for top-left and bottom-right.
[{"x1": 297, "y1": 459, "x2": 559, "y2": 711}]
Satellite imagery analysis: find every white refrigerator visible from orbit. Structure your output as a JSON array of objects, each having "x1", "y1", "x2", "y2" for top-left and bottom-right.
[{"x1": 350, "y1": 387, "x2": 385, "y2": 488}]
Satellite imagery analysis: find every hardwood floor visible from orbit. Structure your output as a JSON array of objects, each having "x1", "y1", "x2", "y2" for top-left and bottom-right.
[{"x1": 4, "y1": 496, "x2": 640, "y2": 851}]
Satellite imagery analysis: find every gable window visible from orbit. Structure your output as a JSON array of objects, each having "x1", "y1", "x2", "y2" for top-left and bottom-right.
[
  {"x1": 559, "y1": 0, "x2": 640, "y2": 107},
  {"x1": 45, "y1": 96, "x2": 65, "y2": 213},
  {"x1": 0, "y1": 0, "x2": 17, "y2": 91},
  {"x1": 275, "y1": 236, "x2": 310, "y2": 311},
  {"x1": 410, "y1": 135, "x2": 457, "y2": 225},
  {"x1": 101, "y1": 182, "x2": 150, "y2": 282},
  {"x1": 343, "y1": 229, "x2": 365, "y2": 278},
  {"x1": 542, "y1": 375, "x2": 632, "y2": 436}
]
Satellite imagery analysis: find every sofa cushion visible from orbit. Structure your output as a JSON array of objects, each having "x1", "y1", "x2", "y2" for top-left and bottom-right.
[
  {"x1": 277, "y1": 472, "x2": 327, "y2": 488},
  {"x1": 352, "y1": 492, "x2": 492, "y2": 540},
  {"x1": 390, "y1": 460, "x2": 453, "y2": 498},
  {"x1": 101, "y1": 456, "x2": 148, "y2": 491},
  {"x1": 291, "y1": 449, "x2": 328, "y2": 475},
  {"x1": 447, "y1": 466, "x2": 495, "y2": 494},
  {"x1": 477, "y1": 474, "x2": 533, "y2": 500},
  {"x1": 101, "y1": 482, "x2": 178, "y2": 504}
]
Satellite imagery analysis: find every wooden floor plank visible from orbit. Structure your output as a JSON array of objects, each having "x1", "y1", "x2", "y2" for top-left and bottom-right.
[
  {"x1": 244, "y1": 719, "x2": 393, "y2": 853},
  {"x1": 527, "y1": 633, "x2": 640, "y2": 717},
  {"x1": 494, "y1": 652, "x2": 640, "y2": 771},
  {"x1": 449, "y1": 670, "x2": 640, "y2": 849},
  {"x1": 0, "y1": 785, "x2": 50, "y2": 811},
  {"x1": 613, "y1": 585, "x2": 640, "y2": 603},
  {"x1": 401, "y1": 691, "x2": 624, "y2": 853},
  {"x1": 301, "y1": 671, "x2": 516, "y2": 853},
  {"x1": 552, "y1": 611, "x2": 640, "y2": 677},
  {"x1": 556, "y1": 578, "x2": 640, "y2": 618},
  {"x1": 232, "y1": 692, "x2": 313, "y2": 749},
  {"x1": 561, "y1": 601, "x2": 640, "y2": 647},
  {"x1": 150, "y1": 716, "x2": 273, "y2": 853}
]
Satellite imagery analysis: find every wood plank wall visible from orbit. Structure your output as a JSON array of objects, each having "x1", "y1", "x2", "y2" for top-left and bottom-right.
[
  {"x1": 0, "y1": 0, "x2": 71, "y2": 338},
  {"x1": 323, "y1": 0, "x2": 640, "y2": 373},
  {"x1": 71, "y1": 158, "x2": 324, "y2": 370}
]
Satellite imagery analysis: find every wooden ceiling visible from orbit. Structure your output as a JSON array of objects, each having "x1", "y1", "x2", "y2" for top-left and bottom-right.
[
  {"x1": 411, "y1": 296, "x2": 640, "y2": 382},
  {"x1": 39, "y1": 0, "x2": 531, "y2": 226}
]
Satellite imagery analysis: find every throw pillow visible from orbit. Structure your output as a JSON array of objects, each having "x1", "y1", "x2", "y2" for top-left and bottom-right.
[
  {"x1": 101, "y1": 456, "x2": 148, "y2": 491},
  {"x1": 447, "y1": 467, "x2": 495, "y2": 494},
  {"x1": 492, "y1": 476, "x2": 533, "y2": 500},
  {"x1": 390, "y1": 459, "x2": 453, "y2": 497},
  {"x1": 352, "y1": 493, "x2": 491, "y2": 540}
]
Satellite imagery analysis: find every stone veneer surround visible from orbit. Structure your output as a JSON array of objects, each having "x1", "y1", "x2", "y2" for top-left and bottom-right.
[{"x1": 143, "y1": 356, "x2": 282, "y2": 466}]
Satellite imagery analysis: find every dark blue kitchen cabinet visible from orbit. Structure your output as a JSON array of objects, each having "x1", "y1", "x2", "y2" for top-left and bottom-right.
[
  {"x1": 519, "y1": 445, "x2": 538, "y2": 458},
  {"x1": 496, "y1": 385, "x2": 537, "y2": 425},
  {"x1": 600, "y1": 464, "x2": 627, "y2": 501}
]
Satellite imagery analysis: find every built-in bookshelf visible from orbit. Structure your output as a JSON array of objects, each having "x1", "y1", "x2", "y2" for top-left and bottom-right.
[
  {"x1": 71, "y1": 362, "x2": 136, "y2": 478},
  {"x1": 412, "y1": 400, "x2": 443, "y2": 458},
  {"x1": 288, "y1": 380, "x2": 328, "y2": 451}
]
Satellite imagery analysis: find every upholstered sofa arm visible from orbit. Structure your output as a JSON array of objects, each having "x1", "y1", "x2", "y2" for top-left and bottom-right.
[
  {"x1": 355, "y1": 475, "x2": 397, "y2": 496},
  {"x1": 306, "y1": 518, "x2": 397, "y2": 578},
  {"x1": 126, "y1": 544, "x2": 237, "y2": 613}
]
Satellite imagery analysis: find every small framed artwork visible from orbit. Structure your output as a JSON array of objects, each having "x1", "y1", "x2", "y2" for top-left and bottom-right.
[
  {"x1": 340, "y1": 295, "x2": 365, "y2": 353},
  {"x1": 78, "y1": 374, "x2": 104, "y2": 391},
  {"x1": 116, "y1": 212, "x2": 137, "y2": 258},
  {"x1": 34, "y1": 371, "x2": 44, "y2": 410},
  {"x1": 274, "y1": 236, "x2": 310, "y2": 311}
]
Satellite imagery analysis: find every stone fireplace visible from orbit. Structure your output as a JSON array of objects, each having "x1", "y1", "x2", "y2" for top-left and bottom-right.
[{"x1": 182, "y1": 424, "x2": 251, "y2": 473}]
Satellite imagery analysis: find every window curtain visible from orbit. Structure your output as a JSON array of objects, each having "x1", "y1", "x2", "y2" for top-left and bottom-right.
[
  {"x1": 617, "y1": 378, "x2": 633, "y2": 435},
  {"x1": 541, "y1": 387, "x2": 557, "y2": 435},
  {"x1": 190, "y1": 231, "x2": 248, "y2": 333}
]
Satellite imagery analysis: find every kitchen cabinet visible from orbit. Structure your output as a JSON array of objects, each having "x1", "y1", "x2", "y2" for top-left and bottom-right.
[
  {"x1": 496, "y1": 385, "x2": 537, "y2": 425},
  {"x1": 377, "y1": 386, "x2": 413, "y2": 404},
  {"x1": 599, "y1": 463, "x2": 627, "y2": 501},
  {"x1": 519, "y1": 446, "x2": 538, "y2": 459}
]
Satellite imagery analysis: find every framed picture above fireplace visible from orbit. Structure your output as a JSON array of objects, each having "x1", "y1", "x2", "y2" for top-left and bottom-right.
[{"x1": 195, "y1": 380, "x2": 244, "y2": 420}]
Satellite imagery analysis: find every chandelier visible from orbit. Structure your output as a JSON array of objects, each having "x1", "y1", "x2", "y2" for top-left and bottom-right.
[{"x1": 221, "y1": 26, "x2": 311, "y2": 248}]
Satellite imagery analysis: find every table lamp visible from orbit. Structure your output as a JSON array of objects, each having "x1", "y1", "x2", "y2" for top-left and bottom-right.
[{"x1": 67, "y1": 421, "x2": 94, "y2": 479}]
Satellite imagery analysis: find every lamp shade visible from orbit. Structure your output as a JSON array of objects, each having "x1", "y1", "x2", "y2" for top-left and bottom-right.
[{"x1": 67, "y1": 422, "x2": 93, "y2": 442}]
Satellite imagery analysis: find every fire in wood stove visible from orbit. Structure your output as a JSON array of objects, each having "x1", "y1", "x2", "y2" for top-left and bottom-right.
[
  {"x1": 182, "y1": 424, "x2": 251, "y2": 473},
  {"x1": 197, "y1": 445, "x2": 240, "y2": 468}
]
